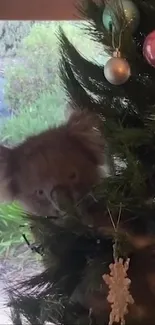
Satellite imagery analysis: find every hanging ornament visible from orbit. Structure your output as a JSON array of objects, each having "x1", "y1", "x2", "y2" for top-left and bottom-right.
[
  {"x1": 102, "y1": 206, "x2": 134, "y2": 325},
  {"x1": 103, "y1": 258, "x2": 134, "y2": 325},
  {"x1": 143, "y1": 30, "x2": 155, "y2": 67},
  {"x1": 104, "y1": 50, "x2": 131, "y2": 85},
  {"x1": 102, "y1": 0, "x2": 140, "y2": 34},
  {"x1": 104, "y1": 21, "x2": 131, "y2": 85}
]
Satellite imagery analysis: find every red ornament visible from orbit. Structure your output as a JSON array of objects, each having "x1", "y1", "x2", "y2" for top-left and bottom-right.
[{"x1": 143, "y1": 30, "x2": 155, "y2": 67}]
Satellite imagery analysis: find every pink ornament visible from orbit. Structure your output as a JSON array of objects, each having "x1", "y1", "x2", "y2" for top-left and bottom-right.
[{"x1": 143, "y1": 30, "x2": 155, "y2": 67}]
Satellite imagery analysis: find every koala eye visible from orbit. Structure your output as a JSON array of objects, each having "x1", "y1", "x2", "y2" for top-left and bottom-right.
[{"x1": 36, "y1": 189, "x2": 46, "y2": 199}]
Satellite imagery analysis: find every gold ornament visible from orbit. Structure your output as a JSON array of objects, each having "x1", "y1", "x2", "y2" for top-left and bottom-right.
[
  {"x1": 104, "y1": 19, "x2": 131, "y2": 86},
  {"x1": 104, "y1": 50, "x2": 131, "y2": 85}
]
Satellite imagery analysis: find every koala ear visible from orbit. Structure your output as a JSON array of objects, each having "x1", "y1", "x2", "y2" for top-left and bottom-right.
[
  {"x1": 0, "y1": 145, "x2": 15, "y2": 203},
  {"x1": 67, "y1": 111, "x2": 104, "y2": 165}
]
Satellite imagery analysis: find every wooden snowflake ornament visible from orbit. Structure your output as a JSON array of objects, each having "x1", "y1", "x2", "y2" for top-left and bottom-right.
[{"x1": 102, "y1": 258, "x2": 134, "y2": 325}]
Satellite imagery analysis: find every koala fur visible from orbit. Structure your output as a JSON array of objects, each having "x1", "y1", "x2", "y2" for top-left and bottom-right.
[{"x1": 0, "y1": 111, "x2": 105, "y2": 216}]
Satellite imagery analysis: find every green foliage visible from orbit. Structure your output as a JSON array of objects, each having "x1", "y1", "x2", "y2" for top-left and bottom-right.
[
  {"x1": 1, "y1": 91, "x2": 66, "y2": 146},
  {"x1": 61, "y1": 21, "x2": 108, "y2": 64},
  {"x1": 5, "y1": 23, "x2": 60, "y2": 110},
  {"x1": 4, "y1": 21, "x2": 105, "y2": 111},
  {"x1": 0, "y1": 21, "x2": 34, "y2": 57},
  {"x1": 0, "y1": 202, "x2": 27, "y2": 255}
]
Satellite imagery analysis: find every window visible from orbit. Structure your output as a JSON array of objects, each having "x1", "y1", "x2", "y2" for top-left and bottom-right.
[{"x1": 0, "y1": 19, "x2": 108, "y2": 324}]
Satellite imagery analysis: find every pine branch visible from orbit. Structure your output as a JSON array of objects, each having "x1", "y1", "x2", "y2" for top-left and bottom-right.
[
  {"x1": 59, "y1": 55, "x2": 102, "y2": 113},
  {"x1": 78, "y1": 0, "x2": 134, "y2": 58},
  {"x1": 58, "y1": 27, "x2": 155, "y2": 127}
]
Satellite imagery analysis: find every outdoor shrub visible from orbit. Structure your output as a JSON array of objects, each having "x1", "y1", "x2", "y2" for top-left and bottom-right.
[
  {"x1": 0, "y1": 21, "x2": 34, "y2": 57},
  {"x1": 5, "y1": 22, "x2": 60, "y2": 111},
  {"x1": 1, "y1": 91, "x2": 66, "y2": 146},
  {"x1": 0, "y1": 203, "x2": 26, "y2": 255},
  {"x1": 4, "y1": 21, "x2": 106, "y2": 111}
]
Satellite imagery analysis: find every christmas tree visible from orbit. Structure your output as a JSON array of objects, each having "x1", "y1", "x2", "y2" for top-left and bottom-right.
[{"x1": 9, "y1": 1, "x2": 155, "y2": 324}]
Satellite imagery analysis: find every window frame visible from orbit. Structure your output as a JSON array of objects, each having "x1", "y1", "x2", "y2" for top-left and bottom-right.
[{"x1": 0, "y1": 0, "x2": 79, "y2": 20}]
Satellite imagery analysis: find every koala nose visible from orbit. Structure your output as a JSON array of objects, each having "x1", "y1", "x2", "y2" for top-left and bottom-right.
[
  {"x1": 50, "y1": 185, "x2": 70, "y2": 198},
  {"x1": 50, "y1": 186, "x2": 73, "y2": 212}
]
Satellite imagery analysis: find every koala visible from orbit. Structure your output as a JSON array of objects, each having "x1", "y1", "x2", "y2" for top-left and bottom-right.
[{"x1": 0, "y1": 111, "x2": 105, "y2": 216}]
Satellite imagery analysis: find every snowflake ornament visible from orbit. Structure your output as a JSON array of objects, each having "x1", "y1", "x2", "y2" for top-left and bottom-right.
[{"x1": 103, "y1": 258, "x2": 134, "y2": 325}]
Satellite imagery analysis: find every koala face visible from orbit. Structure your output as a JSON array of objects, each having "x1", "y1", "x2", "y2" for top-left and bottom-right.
[{"x1": 0, "y1": 111, "x2": 104, "y2": 216}]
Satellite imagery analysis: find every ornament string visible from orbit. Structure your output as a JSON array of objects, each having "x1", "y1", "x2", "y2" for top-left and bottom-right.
[
  {"x1": 111, "y1": 19, "x2": 129, "y2": 56},
  {"x1": 107, "y1": 203, "x2": 122, "y2": 261},
  {"x1": 111, "y1": 25, "x2": 123, "y2": 54},
  {"x1": 89, "y1": 308, "x2": 93, "y2": 325}
]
